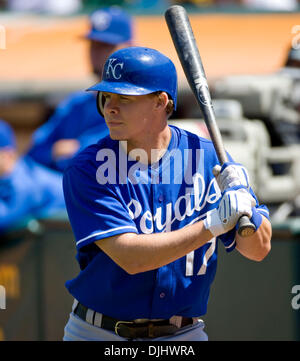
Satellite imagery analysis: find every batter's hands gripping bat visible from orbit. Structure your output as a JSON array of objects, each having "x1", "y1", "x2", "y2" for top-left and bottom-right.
[{"x1": 165, "y1": 5, "x2": 255, "y2": 237}]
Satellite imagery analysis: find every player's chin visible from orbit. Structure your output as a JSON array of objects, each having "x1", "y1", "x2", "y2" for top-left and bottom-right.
[{"x1": 108, "y1": 130, "x2": 126, "y2": 141}]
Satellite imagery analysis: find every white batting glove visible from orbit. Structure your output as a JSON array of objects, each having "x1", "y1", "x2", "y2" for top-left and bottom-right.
[
  {"x1": 204, "y1": 186, "x2": 256, "y2": 237},
  {"x1": 213, "y1": 162, "x2": 250, "y2": 193}
]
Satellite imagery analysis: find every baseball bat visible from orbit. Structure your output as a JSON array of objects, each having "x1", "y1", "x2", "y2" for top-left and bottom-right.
[{"x1": 165, "y1": 5, "x2": 255, "y2": 237}]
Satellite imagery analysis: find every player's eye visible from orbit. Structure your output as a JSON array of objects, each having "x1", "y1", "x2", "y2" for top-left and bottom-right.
[
  {"x1": 120, "y1": 95, "x2": 131, "y2": 102},
  {"x1": 102, "y1": 93, "x2": 110, "y2": 100}
]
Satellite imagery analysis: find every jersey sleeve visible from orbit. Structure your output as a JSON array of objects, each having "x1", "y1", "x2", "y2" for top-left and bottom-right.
[{"x1": 63, "y1": 164, "x2": 138, "y2": 250}]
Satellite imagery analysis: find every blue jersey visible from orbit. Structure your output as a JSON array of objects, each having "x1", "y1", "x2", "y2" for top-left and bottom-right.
[
  {"x1": 63, "y1": 125, "x2": 269, "y2": 320},
  {"x1": 0, "y1": 156, "x2": 66, "y2": 234},
  {"x1": 26, "y1": 91, "x2": 109, "y2": 172}
]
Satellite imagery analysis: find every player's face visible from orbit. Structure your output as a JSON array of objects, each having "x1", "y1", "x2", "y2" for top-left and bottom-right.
[
  {"x1": 102, "y1": 92, "x2": 158, "y2": 144},
  {"x1": 89, "y1": 40, "x2": 116, "y2": 78}
]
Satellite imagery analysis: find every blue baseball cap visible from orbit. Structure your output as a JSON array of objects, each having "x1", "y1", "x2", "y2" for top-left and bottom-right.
[
  {"x1": 86, "y1": 7, "x2": 133, "y2": 45},
  {"x1": 87, "y1": 47, "x2": 178, "y2": 109},
  {"x1": 0, "y1": 119, "x2": 16, "y2": 149}
]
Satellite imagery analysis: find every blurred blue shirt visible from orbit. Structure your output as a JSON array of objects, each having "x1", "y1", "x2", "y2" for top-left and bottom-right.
[
  {"x1": 0, "y1": 156, "x2": 66, "y2": 235},
  {"x1": 26, "y1": 91, "x2": 109, "y2": 172}
]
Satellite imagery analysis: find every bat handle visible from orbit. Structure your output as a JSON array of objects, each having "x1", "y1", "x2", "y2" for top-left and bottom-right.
[{"x1": 237, "y1": 215, "x2": 256, "y2": 237}]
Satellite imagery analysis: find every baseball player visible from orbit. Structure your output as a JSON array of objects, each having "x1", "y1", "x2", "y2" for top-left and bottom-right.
[
  {"x1": 62, "y1": 47, "x2": 272, "y2": 341},
  {"x1": 26, "y1": 7, "x2": 134, "y2": 172}
]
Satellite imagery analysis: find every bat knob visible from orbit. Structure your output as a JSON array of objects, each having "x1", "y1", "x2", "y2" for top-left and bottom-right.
[{"x1": 237, "y1": 215, "x2": 256, "y2": 237}]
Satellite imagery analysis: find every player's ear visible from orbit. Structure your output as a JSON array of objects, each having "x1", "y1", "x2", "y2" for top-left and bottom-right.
[{"x1": 154, "y1": 91, "x2": 169, "y2": 110}]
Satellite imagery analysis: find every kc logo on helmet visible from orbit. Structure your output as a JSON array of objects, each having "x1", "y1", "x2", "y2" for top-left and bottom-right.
[{"x1": 106, "y1": 58, "x2": 124, "y2": 80}]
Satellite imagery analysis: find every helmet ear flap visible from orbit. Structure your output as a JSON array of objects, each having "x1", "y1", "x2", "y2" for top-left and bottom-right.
[{"x1": 97, "y1": 91, "x2": 105, "y2": 117}]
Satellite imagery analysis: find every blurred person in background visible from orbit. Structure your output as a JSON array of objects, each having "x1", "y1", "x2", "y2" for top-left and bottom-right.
[
  {"x1": 0, "y1": 119, "x2": 66, "y2": 236},
  {"x1": 26, "y1": 6, "x2": 134, "y2": 172}
]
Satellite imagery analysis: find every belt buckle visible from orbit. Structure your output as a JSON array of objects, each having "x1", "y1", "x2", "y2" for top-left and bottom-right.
[{"x1": 115, "y1": 320, "x2": 135, "y2": 336}]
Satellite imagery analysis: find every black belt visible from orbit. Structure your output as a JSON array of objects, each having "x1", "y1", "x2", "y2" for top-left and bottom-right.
[{"x1": 73, "y1": 302, "x2": 193, "y2": 339}]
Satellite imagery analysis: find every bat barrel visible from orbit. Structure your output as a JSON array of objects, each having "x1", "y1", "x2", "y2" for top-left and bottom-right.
[
  {"x1": 165, "y1": 5, "x2": 227, "y2": 164},
  {"x1": 165, "y1": 6, "x2": 205, "y2": 85},
  {"x1": 165, "y1": 5, "x2": 255, "y2": 237}
]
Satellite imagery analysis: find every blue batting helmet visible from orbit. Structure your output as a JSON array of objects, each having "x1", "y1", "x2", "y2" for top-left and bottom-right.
[{"x1": 87, "y1": 46, "x2": 178, "y2": 109}]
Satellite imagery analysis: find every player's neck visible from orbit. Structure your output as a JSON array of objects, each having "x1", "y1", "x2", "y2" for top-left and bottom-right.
[{"x1": 123, "y1": 125, "x2": 172, "y2": 165}]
